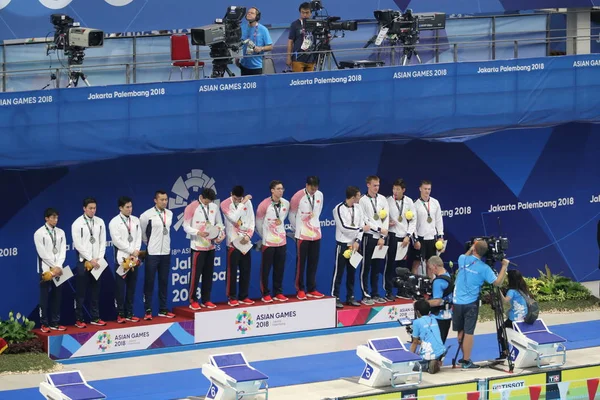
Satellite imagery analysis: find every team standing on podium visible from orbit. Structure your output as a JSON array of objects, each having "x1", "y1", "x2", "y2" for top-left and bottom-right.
[{"x1": 34, "y1": 176, "x2": 445, "y2": 333}]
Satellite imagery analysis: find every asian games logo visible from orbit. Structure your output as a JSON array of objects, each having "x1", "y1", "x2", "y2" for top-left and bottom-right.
[
  {"x1": 387, "y1": 306, "x2": 399, "y2": 320},
  {"x1": 235, "y1": 310, "x2": 254, "y2": 335},
  {"x1": 96, "y1": 332, "x2": 112, "y2": 352},
  {"x1": 169, "y1": 169, "x2": 219, "y2": 234}
]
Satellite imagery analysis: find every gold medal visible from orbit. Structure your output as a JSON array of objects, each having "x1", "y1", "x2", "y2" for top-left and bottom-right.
[
  {"x1": 373, "y1": 213, "x2": 379, "y2": 221},
  {"x1": 275, "y1": 219, "x2": 282, "y2": 226},
  {"x1": 398, "y1": 216, "x2": 403, "y2": 223},
  {"x1": 427, "y1": 216, "x2": 433, "y2": 223}
]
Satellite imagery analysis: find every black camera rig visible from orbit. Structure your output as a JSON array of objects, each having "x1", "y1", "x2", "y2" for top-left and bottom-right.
[
  {"x1": 191, "y1": 6, "x2": 246, "y2": 78},
  {"x1": 393, "y1": 267, "x2": 432, "y2": 300}
]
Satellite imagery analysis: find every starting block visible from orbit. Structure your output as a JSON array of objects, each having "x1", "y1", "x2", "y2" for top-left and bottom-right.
[
  {"x1": 201, "y1": 352, "x2": 269, "y2": 400},
  {"x1": 39, "y1": 370, "x2": 106, "y2": 400},
  {"x1": 506, "y1": 319, "x2": 567, "y2": 369},
  {"x1": 356, "y1": 336, "x2": 423, "y2": 388}
]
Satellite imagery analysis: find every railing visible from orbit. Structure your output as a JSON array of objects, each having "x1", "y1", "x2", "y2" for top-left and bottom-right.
[{"x1": 0, "y1": 19, "x2": 598, "y2": 92}]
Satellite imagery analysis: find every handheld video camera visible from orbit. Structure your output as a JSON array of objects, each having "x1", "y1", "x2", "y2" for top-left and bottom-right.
[{"x1": 465, "y1": 236, "x2": 509, "y2": 266}]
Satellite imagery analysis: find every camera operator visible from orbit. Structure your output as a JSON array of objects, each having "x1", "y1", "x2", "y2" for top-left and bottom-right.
[
  {"x1": 427, "y1": 256, "x2": 452, "y2": 344},
  {"x1": 453, "y1": 241, "x2": 508, "y2": 369},
  {"x1": 237, "y1": 7, "x2": 273, "y2": 76},
  {"x1": 410, "y1": 299, "x2": 446, "y2": 374},
  {"x1": 286, "y1": 2, "x2": 316, "y2": 72}
]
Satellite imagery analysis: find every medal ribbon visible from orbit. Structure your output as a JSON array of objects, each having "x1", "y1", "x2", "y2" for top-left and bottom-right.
[
  {"x1": 395, "y1": 196, "x2": 405, "y2": 219},
  {"x1": 154, "y1": 207, "x2": 167, "y2": 229},
  {"x1": 45, "y1": 225, "x2": 57, "y2": 251},
  {"x1": 84, "y1": 215, "x2": 95, "y2": 240},
  {"x1": 420, "y1": 198, "x2": 431, "y2": 220},
  {"x1": 120, "y1": 215, "x2": 132, "y2": 236},
  {"x1": 305, "y1": 189, "x2": 315, "y2": 213}
]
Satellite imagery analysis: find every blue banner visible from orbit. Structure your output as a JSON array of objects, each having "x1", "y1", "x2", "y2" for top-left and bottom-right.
[
  {"x1": 0, "y1": 122, "x2": 599, "y2": 324},
  {"x1": 1, "y1": 54, "x2": 600, "y2": 169}
]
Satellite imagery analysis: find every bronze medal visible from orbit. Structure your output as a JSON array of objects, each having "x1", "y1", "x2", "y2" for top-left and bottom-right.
[
  {"x1": 427, "y1": 216, "x2": 433, "y2": 223},
  {"x1": 275, "y1": 219, "x2": 282, "y2": 226},
  {"x1": 398, "y1": 216, "x2": 403, "y2": 223},
  {"x1": 373, "y1": 213, "x2": 379, "y2": 221}
]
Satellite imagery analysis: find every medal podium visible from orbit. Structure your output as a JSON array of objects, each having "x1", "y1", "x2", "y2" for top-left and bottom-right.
[{"x1": 201, "y1": 352, "x2": 269, "y2": 400}]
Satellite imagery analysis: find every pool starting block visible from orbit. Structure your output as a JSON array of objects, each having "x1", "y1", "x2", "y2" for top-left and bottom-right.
[
  {"x1": 39, "y1": 370, "x2": 106, "y2": 400},
  {"x1": 506, "y1": 319, "x2": 567, "y2": 369},
  {"x1": 201, "y1": 352, "x2": 269, "y2": 400},
  {"x1": 356, "y1": 336, "x2": 423, "y2": 388}
]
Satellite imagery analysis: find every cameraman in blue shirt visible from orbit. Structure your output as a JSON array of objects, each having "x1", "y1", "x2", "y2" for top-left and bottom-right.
[
  {"x1": 238, "y1": 7, "x2": 273, "y2": 75},
  {"x1": 453, "y1": 241, "x2": 508, "y2": 369},
  {"x1": 427, "y1": 256, "x2": 453, "y2": 344},
  {"x1": 410, "y1": 299, "x2": 446, "y2": 374}
]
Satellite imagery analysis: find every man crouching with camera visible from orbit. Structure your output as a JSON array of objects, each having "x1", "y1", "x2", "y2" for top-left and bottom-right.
[
  {"x1": 410, "y1": 299, "x2": 447, "y2": 374},
  {"x1": 453, "y1": 241, "x2": 508, "y2": 369}
]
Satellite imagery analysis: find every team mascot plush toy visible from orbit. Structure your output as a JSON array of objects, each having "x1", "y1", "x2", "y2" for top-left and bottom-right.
[
  {"x1": 121, "y1": 256, "x2": 141, "y2": 272},
  {"x1": 41, "y1": 267, "x2": 61, "y2": 282}
]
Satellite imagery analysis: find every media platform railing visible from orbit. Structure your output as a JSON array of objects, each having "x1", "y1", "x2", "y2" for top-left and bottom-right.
[{"x1": 0, "y1": 27, "x2": 597, "y2": 92}]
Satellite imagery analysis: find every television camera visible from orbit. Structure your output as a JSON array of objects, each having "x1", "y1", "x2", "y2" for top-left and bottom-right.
[
  {"x1": 46, "y1": 14, "x2": 104, "y2": 88},
  {"x1": 302, "y1": 0, "x2": 358, "y2": 71},
  {"x1": 464, "y1": 236, "x2": 509, "y2": 267},
  {"x1": 366, "y1": 9, "x2": 446, "y2": 66},
  {"x1": 393, "y1": 267, "x2": 432, "y2": 300},
  {"x1": 191, "y1": 6, "x2": 246, "y2": 78}
]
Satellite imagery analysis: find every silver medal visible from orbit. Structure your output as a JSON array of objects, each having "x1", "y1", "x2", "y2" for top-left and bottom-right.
[
  {"x1": 89, "y1": 237, "x2": 96, "y2": 244},
  {"x1": 52, "y1": 247, "x2": 58, "y2": 255},
  {"x1": 127, "y1": 235, "x2": 134, "y2": 243},
  {"x1": 163, "y1": 227, "x2": 168, "y2": 235}
]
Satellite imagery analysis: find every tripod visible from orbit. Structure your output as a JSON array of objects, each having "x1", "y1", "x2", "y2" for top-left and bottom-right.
[
  {"x1": 66, "y1": 68, "x2": 91, "y2": 88},
  {"x1": 211, "y1": 60, "x2": 235, "y2": 78},
  {"x1": 451, "y1": 280, "x2": 515, "y2": 373},
  {"x1": 400, "y1": 33, "x2": 422, "y2": 66},
  {"x1": 314, "y1": 38, "x2": 340, "y2": 72}
]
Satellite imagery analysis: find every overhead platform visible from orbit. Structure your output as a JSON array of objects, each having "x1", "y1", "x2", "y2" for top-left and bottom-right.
[{"x1": 1, "y1": 54, "x2": 599, "y2": 168}]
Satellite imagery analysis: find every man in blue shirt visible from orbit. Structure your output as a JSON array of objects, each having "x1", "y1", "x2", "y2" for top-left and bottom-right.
[
  {"x1": 410, "y1": 299, "x2": 446, "y2": 374},
  {"x1": 453, "y1": 241, "x2": 508, "y2": 369},
  {"x1": 427, "y1": 256, "x2": 453, "y2": 344},
  {"x1": 238, "y1": 7, "x2": 273, "y2": 75}
]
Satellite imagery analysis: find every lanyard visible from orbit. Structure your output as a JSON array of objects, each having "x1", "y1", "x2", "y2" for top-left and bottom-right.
[
  {"x1": 154, "y1": 207, "x2": 167, "y2": 229},
  {"x1": 420, "y1": 198, "x2": 431, "y2": 219},
  {"x1": 305, "y1": 189, "x2": 315, "y2": 212},
  {"x1": 200, "y1": 203, "x2": 210, "y2": 222},
  {"x1": 120, "y1": 215, "x2": 132, "y2": 235},
  {"x1": 395, "y1": 196, "x2": 405, "y2": 217},
  {"x1": 45, "y1": 225, "x2": 57, "y2": 249},
  {"x1": 271, "y1": 199, "x2": 281, "y2": 220},
  {"x1": 84, "y1": 215, "x2": 95, "y2": 239},
  {"x1": 368, "y1": 194, "x2": 378, "y2": 215}
]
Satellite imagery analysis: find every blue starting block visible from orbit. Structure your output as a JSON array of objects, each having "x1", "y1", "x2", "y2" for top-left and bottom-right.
[
  {"x1": 506, "y1": 319, "x2": 567, "y2": 369},
  {"x1": 201, "y1": 352, "x2": 269, "y2": 400},
  {"x1": 39, "y1": 370, "x2": 106, "y2": 400},
  {"x1": 356, "y1": 336, "x2": 423, "y2": 388}
]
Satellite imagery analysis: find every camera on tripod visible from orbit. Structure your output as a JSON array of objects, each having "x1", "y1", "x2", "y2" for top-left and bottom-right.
[
  {"x1": 191, "y1": 6, "x2": 246, "y2": 78},
  {"x1": 464, "y1": 236, "x2": 510, "y2": 266},
  {"x1": 393, "y1": 267, "x2": 432, "y2": 300},
  {"x1": 49, "y1": 14, "x2": 104, "y2": 66}
]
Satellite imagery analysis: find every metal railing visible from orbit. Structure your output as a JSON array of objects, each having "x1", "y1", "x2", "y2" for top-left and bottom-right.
[{"x1": 0, "y1": 23, "x2": 598, "y2": 92}]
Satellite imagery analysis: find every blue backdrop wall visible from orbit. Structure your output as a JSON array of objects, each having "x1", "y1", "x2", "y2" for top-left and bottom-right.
[{"x1": 0, "y1": 124, "x2": 599, "y2": 323}]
